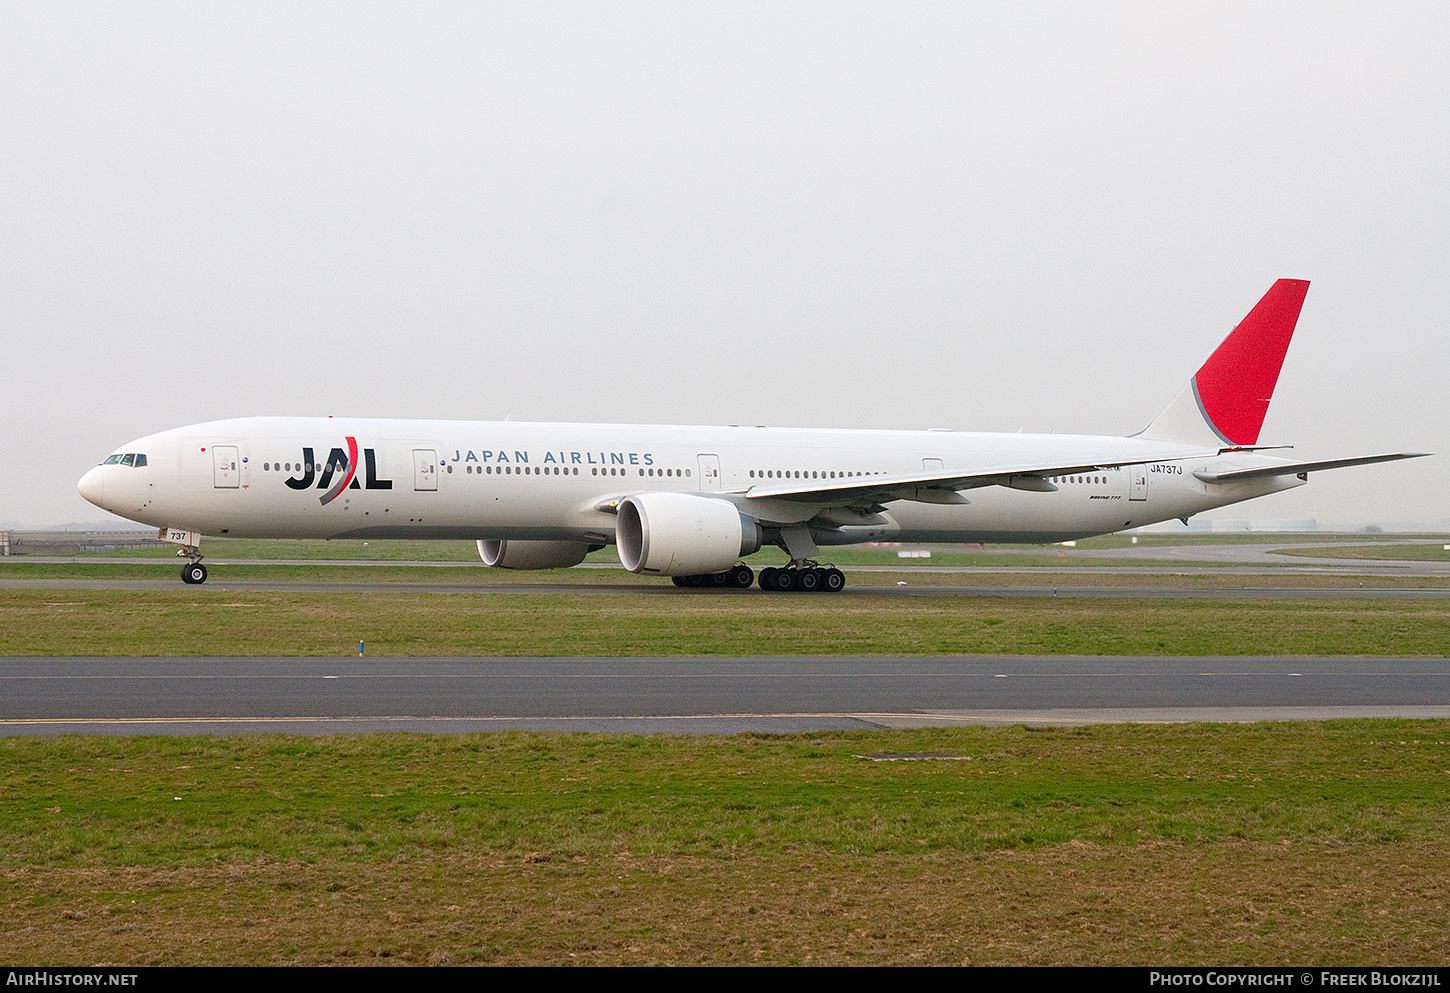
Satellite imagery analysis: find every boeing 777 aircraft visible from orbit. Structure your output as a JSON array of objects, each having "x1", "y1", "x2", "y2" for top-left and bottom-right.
[{"x1": 78, "y1": 280, "x2": 1425, "y2": 591}]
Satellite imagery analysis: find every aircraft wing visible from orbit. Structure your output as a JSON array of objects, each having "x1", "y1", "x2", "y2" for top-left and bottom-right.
[
  {"x1": 739, "y1": 451, "x2": 1218, "y2": 506},
  {"x1": 1191, "y1": 452, "x2": 1430, "y2": 484}
]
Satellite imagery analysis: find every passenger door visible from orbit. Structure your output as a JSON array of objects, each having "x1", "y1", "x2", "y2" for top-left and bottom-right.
[
  {"x1": 1129, "y1": 464, "x2": 1148, "y2": 501},
  {"x1": 697, "y1": 454, "x2": 720, "y2": 490},
  {"x1": 413, "y1": 449, "x2": 438, "y2": 491},
  {"x1": 213, "y1": 446, "x2": 239, "y2": 488}
]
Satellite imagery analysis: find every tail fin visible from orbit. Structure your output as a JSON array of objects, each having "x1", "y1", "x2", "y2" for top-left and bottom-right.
[{"x1": 1139, "y1": 278, "x2": 1310, "y2": 447}]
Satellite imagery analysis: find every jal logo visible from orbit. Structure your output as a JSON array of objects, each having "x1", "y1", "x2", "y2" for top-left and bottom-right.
[{"x1": 285, "y1": 437, "x2": 393, "y2": 505}]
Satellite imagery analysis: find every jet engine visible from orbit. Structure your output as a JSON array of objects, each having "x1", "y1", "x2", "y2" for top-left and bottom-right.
[
  {"x1": 615, "y1": 492, "x2": 762, "y2": 577},
  {"x1": 477, "y1": 539, "x2": 593, "y2": 570}
]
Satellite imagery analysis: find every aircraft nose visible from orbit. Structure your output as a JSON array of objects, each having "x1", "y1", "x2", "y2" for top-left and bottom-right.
[{"x1": 78, "y1": 466, "x2": 105, "y2": 508}]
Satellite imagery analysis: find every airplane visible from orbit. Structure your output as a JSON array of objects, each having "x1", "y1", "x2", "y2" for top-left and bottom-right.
[{"x1": 77, "y1": 279, "x2": 1426, "y2": 591}]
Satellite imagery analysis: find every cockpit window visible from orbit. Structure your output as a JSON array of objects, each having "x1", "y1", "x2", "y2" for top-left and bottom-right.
[
  {"x1": 134, "y1": 454, "x2": 147, "y2": 467},
  {"x1": 101, "y1": 453, "x2": 147, "y2": 467},
  {"x1": 120, "y1": 454, "x2": 135, "y2": 467},
  {"x1": 103, "y1": 454, "x2": 124, "y2": 465}
]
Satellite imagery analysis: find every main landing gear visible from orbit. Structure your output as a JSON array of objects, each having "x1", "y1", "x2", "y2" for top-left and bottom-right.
[
  {"x1": 178, "y1": 547, "x2": 207, "y2": 584},
  {"x1": 670, "y1": 563, "x2": 846, "y2": 592},
  {"x1": 672, "y1": 564, "x2": 756, "y2": 589},
  {"x1": 758, "y1": 565, "x2": 846, "y2": 593}
]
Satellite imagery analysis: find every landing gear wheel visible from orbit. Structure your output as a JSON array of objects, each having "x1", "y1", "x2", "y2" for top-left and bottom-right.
[
  {"x1": 768, "y1": 568, "x2": 796, "y2": 592},
  {"x1": 730, "y1": 565, "x2": 755, "y2": 588},
  {"x1": 798, "y1": 568, "x2": 820, "y2": 592},
  {"x1": 181, "y1": 562, "x2": 208, "y2": 585},
  {"x1": 709, "y1": 571, "x2": 730, "y2": 587},
  {"x1": 759, "y1": 567, "x2": 778, "y2": 590},
  {"x1": 672, "y1": 576, "x2": 689, "y2": 588},
  {"x1": 822, "y1": 568, "x2": 846, "y2": 592}
]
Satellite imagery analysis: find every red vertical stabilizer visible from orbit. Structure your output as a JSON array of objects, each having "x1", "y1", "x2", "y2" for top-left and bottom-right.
[{"x1": 1192, "y1": 278, "x2": 1310, "y2": 446}]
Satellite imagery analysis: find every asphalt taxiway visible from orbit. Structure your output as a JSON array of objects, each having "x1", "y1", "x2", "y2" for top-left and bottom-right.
[
  {"x1": 4, "y1": 655, "x2": 1448, "y2": 736},
  {"x1": 1, "y1": 577, "x2": 1447, "y2": 598}
]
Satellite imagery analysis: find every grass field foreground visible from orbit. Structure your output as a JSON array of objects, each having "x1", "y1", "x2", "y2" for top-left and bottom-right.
[
  {"x1": 2, "y1": 588, "x2": 1449, "y2": 656},
  {"x1": 1, "y1": 722, "x2": 1447, "y2": 965}
]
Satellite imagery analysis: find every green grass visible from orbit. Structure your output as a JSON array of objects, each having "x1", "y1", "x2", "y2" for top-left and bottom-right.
[
  {"x1": 5, "y1": 723, "x2": 1445, "y2": 866},
  {"x1": 2, "y1": 723, "x2": 1448, "y2": 965},
  {"x1": 2, "y1": 589, "x2": 1448, "y2": 656}
]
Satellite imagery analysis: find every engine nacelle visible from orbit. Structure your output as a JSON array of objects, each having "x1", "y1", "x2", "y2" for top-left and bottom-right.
[
  {"x1": 616, "y1": 492, "x2": 762, "y2": 576},
  {"x1": 477, "y1": 539, "x2": 592, "y2": 570}
]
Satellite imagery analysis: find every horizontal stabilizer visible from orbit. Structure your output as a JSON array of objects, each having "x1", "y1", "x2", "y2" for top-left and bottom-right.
[{"x1": 1192, "y1": 452, "x2": 1430, "y2": 484}]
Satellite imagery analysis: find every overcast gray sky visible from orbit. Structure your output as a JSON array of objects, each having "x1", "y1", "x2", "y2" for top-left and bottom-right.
[{"x1": 2, "y1": 2, "x2": 1445, "y2": 529}]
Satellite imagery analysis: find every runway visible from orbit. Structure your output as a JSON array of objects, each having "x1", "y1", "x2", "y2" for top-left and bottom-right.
[
  {"x1": 2, "y1": 577, "x2": 1449, "y2": 598},
  {"x1": 4, "y1": 655, "x2": 1448, "y2": 736}
]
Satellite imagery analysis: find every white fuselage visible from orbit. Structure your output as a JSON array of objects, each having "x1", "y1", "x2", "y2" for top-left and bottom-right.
[{"x1": 78, "y1": 416, "x2": 1303, "y2": 547}]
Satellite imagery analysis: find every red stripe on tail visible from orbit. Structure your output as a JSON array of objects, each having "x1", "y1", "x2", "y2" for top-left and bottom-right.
[{"x1": 1193, "y1": 278, "x2": 1309, "y2": 446}]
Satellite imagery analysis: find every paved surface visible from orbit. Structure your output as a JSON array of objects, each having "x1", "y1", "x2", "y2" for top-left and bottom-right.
[
  {"x1": 3, "y1": 656, "x2": 1447, "y2": 736},
  {"x1": 1, "y1": 577, "x2": 1446, "y2": 598}
]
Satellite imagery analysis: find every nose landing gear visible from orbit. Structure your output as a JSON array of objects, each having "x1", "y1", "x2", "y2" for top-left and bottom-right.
[
  {"x1": 159, "y1": 529, "x2": 208, "y2": 585},
  {"x1": 177, "y1": 545, "x2": 207, "y2": 584}
]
